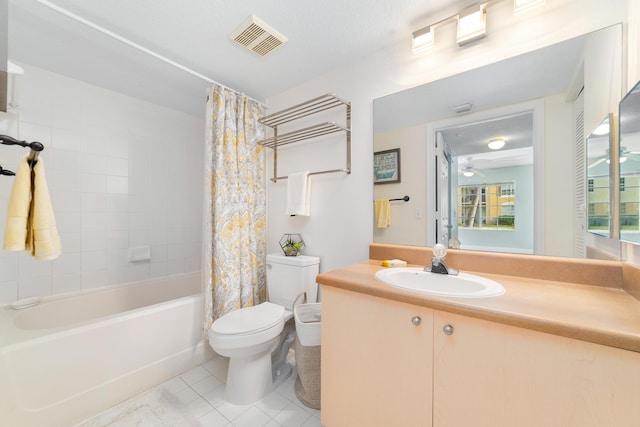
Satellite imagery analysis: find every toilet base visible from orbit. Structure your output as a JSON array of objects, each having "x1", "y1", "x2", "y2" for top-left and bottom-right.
[
  {"x1": 225, "y1": 350, "x2": 272, "y2": 405},
  {"x1": 223, "y1": 324, "x2": 296, "y2": 405}
]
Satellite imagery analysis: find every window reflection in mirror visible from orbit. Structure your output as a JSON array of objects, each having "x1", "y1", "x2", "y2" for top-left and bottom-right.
[
  {"x1": 458, "y1": 183, "x2": 516, "y2": 230},
  {"x1": 619, "y1": 81, "x2": 640, "y2": 244}
]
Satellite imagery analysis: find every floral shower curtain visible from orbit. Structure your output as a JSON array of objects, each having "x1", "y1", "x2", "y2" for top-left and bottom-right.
[{"x1": 203, "y1": 84, "x2": 267, "y2": 330}]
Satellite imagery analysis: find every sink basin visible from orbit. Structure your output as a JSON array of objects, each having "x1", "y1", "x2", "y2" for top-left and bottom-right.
[{"x1": 375, "y1": 268, "x2": 505, "y2": 298}]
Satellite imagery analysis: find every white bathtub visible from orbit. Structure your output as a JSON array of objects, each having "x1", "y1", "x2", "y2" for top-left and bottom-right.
[{"x1": 0, "y1": 272, "x2": 212, "y2": 427}]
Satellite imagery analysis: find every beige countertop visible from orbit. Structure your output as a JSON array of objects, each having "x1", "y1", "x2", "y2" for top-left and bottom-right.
[{"x1": 317, "y1": 259, "x2": 640, "y2": 353}]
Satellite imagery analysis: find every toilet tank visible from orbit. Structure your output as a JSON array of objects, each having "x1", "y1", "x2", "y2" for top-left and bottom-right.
[{"x1": 266, "y1": 253, "x2": 320, "y2": 309}]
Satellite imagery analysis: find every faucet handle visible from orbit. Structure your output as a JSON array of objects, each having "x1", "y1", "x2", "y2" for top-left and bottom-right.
[{"x1": 433, "y1": 243, "x2": 447, "y2": 258}]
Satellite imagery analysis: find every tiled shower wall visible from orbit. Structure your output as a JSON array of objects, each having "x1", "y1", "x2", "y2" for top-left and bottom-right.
[{"x1": 0, "y1": 64, "x2": 205, "y2": 303}]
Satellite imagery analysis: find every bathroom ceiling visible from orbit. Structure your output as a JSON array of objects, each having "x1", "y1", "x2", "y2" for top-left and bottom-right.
[{"x1": 7, "y1": 0, "x2": 470, "y2": 116}]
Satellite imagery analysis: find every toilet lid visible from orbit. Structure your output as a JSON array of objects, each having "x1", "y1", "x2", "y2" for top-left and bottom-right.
[{"x1": 211, "y1": 302, "x2": 284, "y2": 335}]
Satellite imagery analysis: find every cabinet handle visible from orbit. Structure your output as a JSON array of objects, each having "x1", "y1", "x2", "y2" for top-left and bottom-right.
[
  {"x1": 443, "y1": 324, "x2": 454, "y2": 335},
  {"x1": 411, "y1": 316, "x2": 422, "y2": 326}
]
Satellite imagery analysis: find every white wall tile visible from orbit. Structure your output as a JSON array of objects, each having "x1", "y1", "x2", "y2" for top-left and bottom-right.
[
  {"x1": 80, "y1": 173, "x2": 107, "y2": 193},
  {"x1": 80, "y1": 153, "x2": 107, "y2": 174},
  {"x1": 106, "y1": 176, "x2": 128, "y2": 194},
  {"x1": 167, "y1": 259, "x2": 185, "y2": 276},
  {"x1": 52, "y1": 273, "x2": 82, "y2": 295},
  {"x1": 59, "y1": 232, "x2": 82, "y2": 252},
  {"x1": 0, "y1": 256, "x2": 18, "y2": 281},
  {"x1": 18, "y1": 276, "x2": 52, "y2": 299},
  {"x1": 81, "y1": 212, "x2": 107, "y2": 232},
  {"x1": 107, "y1": 157, "x2": 129, "y2": 176},
  {"x1": 107, "y1": 212, "x2": 129, "y2": 231},
  {"x1": 107, "y1": 134, "x2": 129, "y2": 159},
  {"x1": 18, "y1": 255, "x2": 52, "y2": 278},
  {"x1": 0, "y1": 280, "x2": 18, "y2": 304},
  {"x1": 149, "y1": 262, "x2": 168, "y2": 278},
  {"x1": 81, "y1": 231, "x2": 106, "y2": 251},
  {"x1": 81, "y1": 270, "x2": 108, "y2": 289},
  {"x1": 52, "y1": 149, "x2": 80, "y2": 173},
  {"x1": 151, "y1": 245, "x2": 168, "y2": 263},
  {"x1": 53, "y1": 191, "x2": 82, "y2": 212},
  {"x1": 52, "y1": 127, "x2": 82, "y2": 151},
  {"x1": 52, "y1": 252, "x2": 82, "y2": 275},
  {"x1": 149, "y1": 229, "x2": 167, "y2": 245},
  {"x1": 19, "y1": 122, "x2": 51, "y2": 146},
  {"x1": 49, "y1": 167, "x2": 80, "y2": 192},
  {"x1": 81, "y1": 132, "x2": 109, "y2": 156},
  {"x1": 106, "y1": 230, "x2": 129, "y2": 249},
  {"x1": 129, "y1": 230, "x2": 150, "y2": 247},
  {"x1": 107, "y1": 194, "x2": 129, "y2": 212},
  {"x1": 81, "y1": 193, "x2": 107, "y2": 212},
  {"x1": 0, "y1": 63, "x2": 204, "y2": 301},
  {"x1": 129, "y1": 212, "x2": 150, "y2": 230},
  {"x1": 82, "y1": 250, "x2": 107, "y2": 271},
  {"x1": 56, "y1": 212, "x2": 82, "y2": 233}
]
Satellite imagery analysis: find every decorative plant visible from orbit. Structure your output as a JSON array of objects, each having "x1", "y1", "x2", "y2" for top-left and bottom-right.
[{"x1": 279, "y1": 233, "x2": 305, "y2": 256}]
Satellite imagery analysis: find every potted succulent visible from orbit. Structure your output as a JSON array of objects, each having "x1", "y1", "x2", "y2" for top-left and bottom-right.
[{"x1": 279, "y1": 233, "x2": 305, "y2": 256}]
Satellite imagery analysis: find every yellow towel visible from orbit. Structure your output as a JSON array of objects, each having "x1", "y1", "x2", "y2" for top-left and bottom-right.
[
  {"x1": 374, "y1": 199, "x2": 391, "y2": 228},
  {"x1": 4, "y1": 155, "x2": 61, "y2": 260}
]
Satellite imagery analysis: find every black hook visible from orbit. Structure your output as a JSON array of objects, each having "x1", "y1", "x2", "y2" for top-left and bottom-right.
[{"x1": 0, "y1": 165, "x2": 16, "y2": 176}]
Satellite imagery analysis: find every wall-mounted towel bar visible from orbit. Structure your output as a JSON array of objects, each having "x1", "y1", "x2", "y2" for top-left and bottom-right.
[
  {"x1": 374, "y1": 196, "x2": 410, "y2": 203},
  {"x1": 0, "y1": 135, "x2": 45, "y2": 174},
  {"x1": 390, "y1": 196, "x2": 410, "y2": 202},
  {"x1": 257, "y1": 94, "x2": 351, "y2": 182}
]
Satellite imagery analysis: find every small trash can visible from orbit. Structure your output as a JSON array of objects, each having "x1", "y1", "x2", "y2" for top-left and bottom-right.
[{"x1": 293, "y1": 302, "x2": 321, "y2": 409}]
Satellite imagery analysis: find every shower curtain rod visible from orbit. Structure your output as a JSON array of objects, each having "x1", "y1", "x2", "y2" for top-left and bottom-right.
[{"x1": 32, "y1": 0, "x2": 268, "y2": 109}]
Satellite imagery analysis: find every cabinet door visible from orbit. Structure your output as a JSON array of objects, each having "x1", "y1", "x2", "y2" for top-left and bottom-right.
[
  {"x1": 322, "y1": 287, "x2": 433, "y2": 427},
  {"x1": 433, "y1": 311, "x2": 640, "y2": 427}
]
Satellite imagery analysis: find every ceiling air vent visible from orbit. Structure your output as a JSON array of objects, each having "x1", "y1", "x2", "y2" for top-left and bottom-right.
[{"x1": 229, "y1": 15, "x2": 287, "y2": 57}]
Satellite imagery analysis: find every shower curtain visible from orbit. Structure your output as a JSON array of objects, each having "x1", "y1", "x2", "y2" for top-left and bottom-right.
[{"x1": 203, "y1": 84, "x2": 267, "y2": 329}]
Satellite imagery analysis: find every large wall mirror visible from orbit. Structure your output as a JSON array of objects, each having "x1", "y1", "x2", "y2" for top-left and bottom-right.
[
  {"x1": 619, "y1": 80, "x2": 640, "y2": 244},
  {"x1": 373, "y1": 24, "x2": 622, "y2": 259}
]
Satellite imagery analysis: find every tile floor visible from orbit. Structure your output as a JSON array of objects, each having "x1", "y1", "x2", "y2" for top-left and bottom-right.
[{"x1": 82, "y1": 354, "x2": 322, "y2": 426}]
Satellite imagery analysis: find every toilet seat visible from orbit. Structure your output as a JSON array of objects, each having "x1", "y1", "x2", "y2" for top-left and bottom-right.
[{"x1": 212, "y1": 302, "x2": 284, "y2": 336}]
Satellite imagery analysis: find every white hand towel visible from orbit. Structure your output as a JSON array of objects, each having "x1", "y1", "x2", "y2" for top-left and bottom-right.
[
  {"x1": 286, "y1": 172, "x2": 311, "y2": 216},
  {"x1": 3, "y1": 155, "x2": 61, "y2": 260}
]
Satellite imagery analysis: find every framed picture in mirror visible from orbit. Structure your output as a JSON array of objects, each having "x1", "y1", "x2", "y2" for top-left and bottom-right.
[{"x1": 374, "y1": 148, "x2": 401, "y2": 184}]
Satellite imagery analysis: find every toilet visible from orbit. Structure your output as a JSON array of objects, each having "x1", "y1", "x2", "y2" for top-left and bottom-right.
[{"x1": 208, "y1": 253, "x2": 320, "y2": 405}]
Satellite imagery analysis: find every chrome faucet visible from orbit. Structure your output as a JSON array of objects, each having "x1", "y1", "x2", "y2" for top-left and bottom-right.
[{"x1": 424, "y1": 243, "x2": 458, "y2": 275}]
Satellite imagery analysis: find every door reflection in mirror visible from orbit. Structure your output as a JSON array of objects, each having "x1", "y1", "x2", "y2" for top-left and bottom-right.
[{"x1": 437, "y1": 111, "x2": 534, "y2": 254}]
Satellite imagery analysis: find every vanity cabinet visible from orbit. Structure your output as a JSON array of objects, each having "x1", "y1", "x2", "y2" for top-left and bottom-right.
[
  {"x1": 321, "y1": 287, "x2": 640, "y2": 427},
  {"x1": 433, "y1": 311, "x2": 640, "y2": 427},
  {"x1": 321, "y1": 287, "x2": 434, "y2": 427}
]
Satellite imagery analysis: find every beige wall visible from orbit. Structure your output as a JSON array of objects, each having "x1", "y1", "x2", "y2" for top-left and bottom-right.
[{"x1": 373, "y1": 125, "x2": 427, "y2": 246}]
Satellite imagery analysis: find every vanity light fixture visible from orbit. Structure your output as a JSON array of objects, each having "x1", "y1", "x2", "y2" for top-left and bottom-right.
[
  {"x1": 411, "y1": 0, "x2": 546, "y2": 53},
  {"x1": 513, "y1": 0, "x2": 546, "y2": 15},
  {"x1": 457, "y1": 5, "x2": 487, "y2": 46},
  {"x1": 488, "y1": 138, "x2": 505, "y2": 150},
  {"x1": 412, "y1": 26, "x2": 434, "y2": 53}
]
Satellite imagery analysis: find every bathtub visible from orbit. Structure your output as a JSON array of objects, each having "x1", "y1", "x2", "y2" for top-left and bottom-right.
[{"x1": 0, "y1": 272, "x2": 213, "y2": 427}]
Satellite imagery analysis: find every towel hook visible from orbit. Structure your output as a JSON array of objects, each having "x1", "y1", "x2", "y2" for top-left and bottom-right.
[
  {"x1": 0, "y1": 165, "x2": 16, "y2": 176},
  {"x1": 0, "y1": 135, "x2": 45, "y2": 170}
]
